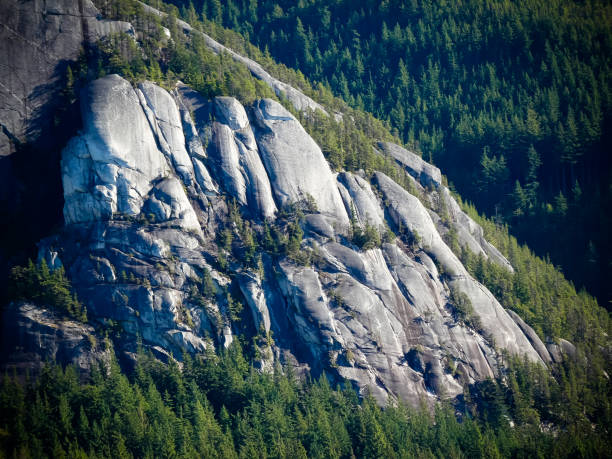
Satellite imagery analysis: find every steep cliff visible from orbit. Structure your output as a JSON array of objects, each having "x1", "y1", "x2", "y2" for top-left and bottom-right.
[
  {"x1": 5, "y1": 74, "x2": 552, "y2": 405},
  {"x1": 0, "y1": 0, "x2": 134, "y2": 308},
  {"x1": 0, "y1": 0, "x2": 133, "y2": 157}
]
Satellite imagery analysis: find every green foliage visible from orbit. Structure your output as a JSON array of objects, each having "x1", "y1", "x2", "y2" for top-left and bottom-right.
[
  {"x1": 351, "y1": 222, "x2": 382, "y2": 251},
  {"x1": 258, "y1": 201, "x2": 312, "y2": 266},
  {"x1": 189, "y1": 268, "x2": 216, "y2": 308},
  {"x1": 350, "y1": 212, "x2": 382, "y2": 251},
  {"x1": 8, "y1": 260, "x2": 87, "y2": 322},
  {"x1": 454, "y1": 193, "x2": 610, "y2": 346},
  {"x1": 167, "y1": 0, "x2": 612, "y2": 305},
  {"x1": 1, "y1": 342, "x2": 610, "y2": 458},
  {"x1": 226, "y1": 291, "x2": 243, "y2": 323},
  {"x1": 200, "y1": 268, "x2": 216, "y2": 299},
  {"x1": 12, "y1": 2, "x2": 608, "y2": 455},
  {"x1": 449, "y1": 287, "x2": 481, "y2": 332}
]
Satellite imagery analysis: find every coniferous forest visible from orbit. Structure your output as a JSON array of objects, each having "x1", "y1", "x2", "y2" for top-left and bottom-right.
[
  {"x1": 1, "y1": 0, "x2": 611, "y2": 457},
  {"x1": 163, "y1": 0, "x2": 612, "y2": 307}
]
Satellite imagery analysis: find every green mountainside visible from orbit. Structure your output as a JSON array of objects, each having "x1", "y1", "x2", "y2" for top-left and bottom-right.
[
  {"x1": 0, "y1": 0, "x2": 610, "y2": 457},
  {"x1": 164, "y1": 0, "x2": 612, "y2": 306}
]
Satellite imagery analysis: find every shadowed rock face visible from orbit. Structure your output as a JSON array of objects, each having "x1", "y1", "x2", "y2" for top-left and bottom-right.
[
  {"x1": 0, "y1": 0, "x2": 133, "y2": 157},
  {"x1": 0, "y1": 0, "x2": 134, "y2": 303},
  {"x1": 0, "y1": 303, "x2": 110, "y2": 378},
  {"x1": 5, "y1": 75, "x2": 552, "y2": 406}
]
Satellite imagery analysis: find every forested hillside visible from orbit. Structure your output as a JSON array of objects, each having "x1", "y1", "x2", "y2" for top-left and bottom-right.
[
  {"x1": 0, "y1": 346, "x2": 609, "y2": 458},
  {"x1": 167, "y1": 0, "x2": 612, "y2": 306},
  {"x1": 0, "y1": 0, "x2": 610, "y2": 456}
]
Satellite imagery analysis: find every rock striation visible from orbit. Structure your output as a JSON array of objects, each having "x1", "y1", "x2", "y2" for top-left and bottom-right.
[
  {"x1": 378, "y1": 141, "x2": 514, "y2": 272},
  {"x1": 6, "y1": 75, "x2": 553, "y2": 406},
  {"x1": 252, "y1": 99, "x2": 349, "y2": 225}
]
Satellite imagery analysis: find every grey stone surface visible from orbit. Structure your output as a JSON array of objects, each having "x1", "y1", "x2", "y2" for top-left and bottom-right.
[
  {"x1": 6, "y1": 72, "x2": 554, "y2": 406},
  {"x1": 192, "y1": 157, "x2": 218, "y2": 194},
  {"x1": 440, "y1": 187, "x2": 514, "y2": 272},
  {"x1": 338, "y1": 172, "x2": 385, "y2": 229},
  {"x1": 507, "y1": 310, "x2": 552, "y2": 363},
  {"x1": 143, "y1": 177, "x2": 202, "y2": 234},
  {"x1": 304, "y1": 214, "x2": 336, "y2": 239},
  {"x1": 0, "y1": 302, "x2": 110, "y2": 377},
  {"x1": 238, "y1": 272, "x2": 271, "y2": 333},
  {"x1": 62, "y1": 75, "x2": 170, "y2": 223},
  {"x1": 252, "y1": 99, "x2": 349, "y2": 225},
  {"x1": 0, "y1": 0, "x2": 133, "y2": 156},
  {"x1": 377, "y1": 142, "x2": 442, "y2": 189},
  {"x1": 214, "y1": 97, "x2": 277, "y2": 218},
  {"x1": 215, "y1": 97, "x2": 249, "y2": 130},
  {"x1": 209, "y1": 121, "x2": 248, "y2": 205},
  {"x1": 559, "y1": 338, "x2": 577, "y2": 358},
  {"x1": 374, "y1": 171, "x2": 463, "y2": 275},
  {"x1": 207, "y1": 97, "x2": 278, "y2": 218},
  {"x1": 375, "y1": 171, "x2": 543, "y2": 363},
  {"x1": 138, "y1": 81, "x2": 196, "y2": 187}
]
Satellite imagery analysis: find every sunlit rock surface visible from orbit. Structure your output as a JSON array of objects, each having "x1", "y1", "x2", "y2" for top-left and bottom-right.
[{"x1": 12, "y1": 75, "x2": 553, "y2": 405}]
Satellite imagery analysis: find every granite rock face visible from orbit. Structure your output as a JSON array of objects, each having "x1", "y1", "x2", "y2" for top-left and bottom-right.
[
  {"x1": 138, "y1": 81, "x2": 196, "y2": 188},
  {"x1": 374, "y1": 171, "x2": 544, "y2": 363},
  {"x1": 6, "y1": 75, "x2": 553, "y2": 406},
  {"x1": 207, "y1": 97, "x2": 277, "y2": 218},
  {"x1": 252, "y1": 99, "x2": 349, "y2": 225},
  {"x1": 338, "y1": 172, "x2": 386, "y2": 229},
  {"x1": 0, "y1": 0, "x2": 133, "y2": 156},
  {"x1": 0, "y1": 302, "x2": 110, "y2": 377},
  {"x1": 377, "y1": 141, "x2": 514, "y2": 272},
  {"x1": 62, "y1": 75, "x2": 170, "y2": 224},
  {"x1": 378, "y1": 142, "x2": 442, "y2": 190}
]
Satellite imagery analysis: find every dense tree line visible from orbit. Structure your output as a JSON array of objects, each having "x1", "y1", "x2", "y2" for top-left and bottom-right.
[
  {"x1": 162, "y1": 0, "x2": 612, "y2": 306},
  {"x1": 0, "y1": 342, "x2": 609, "y2": 458}
]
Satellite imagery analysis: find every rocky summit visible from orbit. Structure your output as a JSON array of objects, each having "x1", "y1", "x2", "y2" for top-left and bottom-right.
[{"x1": 4, "y1": 72, "x2": 554, "y2": 405}]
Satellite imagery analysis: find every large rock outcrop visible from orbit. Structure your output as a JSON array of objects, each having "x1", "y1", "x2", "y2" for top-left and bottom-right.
[
  {"x1": 6, "y1": 75, "x2": 552, "y2": 406},
  {"x1": 0, "y1": 0, "x2": 135, "y2": 305},
  {"x1": 378, "y1": 141, "x2": 514, "y2": 272},
  {"x1": 207, "y1": 97, "x2": 277, "y2": 218},
  {"x1": 252, "y1": 99, "x2": 349, "y2": 225},
  {"x1": 374, "y1": 171, "x2": 543, "y2": 362}
]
